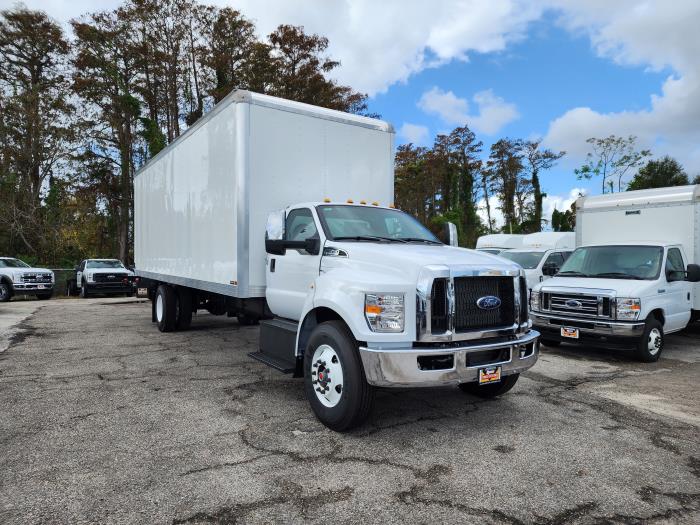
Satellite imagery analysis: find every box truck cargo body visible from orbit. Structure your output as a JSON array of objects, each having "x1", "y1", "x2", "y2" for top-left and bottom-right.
[
  {"x1": 135, "y1": 91, "x2": 540, "y2": 430},
  {"x1": 531, "y1": 185, "x2": 700, "y2": 362},
  {"x1": 135, "y1": 91, "x2": 394, "y2": 300}
]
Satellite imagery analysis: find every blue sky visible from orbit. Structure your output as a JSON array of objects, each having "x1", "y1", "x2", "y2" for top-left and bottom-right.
[{"x1": 9, "y1": 0, "x2": 700, "y2": 223}]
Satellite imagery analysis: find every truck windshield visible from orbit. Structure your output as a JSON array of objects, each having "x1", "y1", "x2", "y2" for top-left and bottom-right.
[
  {"x1": 0, "y1": 258, "x2": 30, "y2": 268},
  {"x1": 558, "y1": 245, "x2": 663, "y2": 280},
  {"x1": 316, "y1": 205, "x2": 440, "y2": 243},
  {"x1": 86, "y1": 260, "x2": 125, "y2": 269},
  {"x1": 499, "y1": 251, "x2": 546, "y2": 269}
]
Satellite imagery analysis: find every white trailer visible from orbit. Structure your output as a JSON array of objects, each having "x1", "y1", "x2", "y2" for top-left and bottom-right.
[
  {"x1": 530, "y1": 185, "x2": 700, "y2": 362},
  {"x1": 475, "y1": 234, "x2": 524, "y2": 254},
  {"x1": 135, "y1": 91, "x2": 540, "y2": 430}
]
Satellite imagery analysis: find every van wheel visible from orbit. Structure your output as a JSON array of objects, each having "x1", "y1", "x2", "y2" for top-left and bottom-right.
[
  {"x1": 155, "y1": 284, "x2": 177, "y2": 332},
  {"x1": 459, "y1": 373, "x2": 520, "y2": 398},
  {"x1": 80, "y1": 281, "x2": 90, "y2": 298},
  {"x1": 304, "y1": 321, "x2": 374, "y2": 432},
  {"x1": 176, "y1": 287, "x2": 193, "y2": 330},
  {"x1": 636, "y1": 318, "x2": 663, "y2": 362},
  {"x1": 0, "y1": 282, "x2": 12, "y2": 302}
]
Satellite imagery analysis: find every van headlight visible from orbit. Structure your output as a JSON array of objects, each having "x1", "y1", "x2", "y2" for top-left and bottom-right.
[
  {"x1": 365, "y1": 293, "x2": 404, "y2": 332},
  {"x1": 616, "y1": 298, "x2": 641, "y2": 320},
  {"x1": 530, "y1": 290, "x2": 540, "y2": 312}
]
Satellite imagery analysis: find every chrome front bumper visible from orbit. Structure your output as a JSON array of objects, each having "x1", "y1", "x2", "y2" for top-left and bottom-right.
[
  {"x1": 359, "y1": 330, "x2": 539, "y2": 387},
  {"x1": 531, "y1": 312, "x2": 645, "y2": 338}
]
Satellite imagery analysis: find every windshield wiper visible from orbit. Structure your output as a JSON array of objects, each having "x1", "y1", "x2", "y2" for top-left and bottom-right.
[
  {"x1": 399, "y1": 237, "x2": 442, "y2": 244},
  {"x1": 557, "y1": 270, "x2": 589, "y2": 277},
  {"x1": 333, "y1": 235, "x2": 408, "y2": 243},
  {"x1": 591, "y1": 272, "x2": 642, "y2": 280}
]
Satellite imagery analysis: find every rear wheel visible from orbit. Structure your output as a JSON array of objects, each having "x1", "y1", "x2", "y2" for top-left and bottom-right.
[
  {"x1": 635, "y1": 318, "x2": 663, "y2": 362},
  {"x1": 176, "y1": 287, "x2": 193, "y2": 330},
  {"x1": 0, "y1": 282, "x2": 12, "y2": 302},
  {"x1": 155, "y1": 284, "x2": 177, "y2": 332},
  {"x1": 303, "y1": 321, "x2": 374, "y2": 431},
  {"x1": 459, "y1": 373, "x2": 520, "y2": 398}
]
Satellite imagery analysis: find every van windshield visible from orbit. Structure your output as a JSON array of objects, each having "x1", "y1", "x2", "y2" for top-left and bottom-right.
[
  {"x1": 557, "y1": 245, "x2": 663, "y2": 280},
  {"x1": 86, "y1": 260, "x2": 125, "y2": 269},
  {"x1": 316, "y1": 205, "x2": 440, "y2": 244},
  {"x1": 499, "y1": 251, "x2": 546, "y2": 269}
]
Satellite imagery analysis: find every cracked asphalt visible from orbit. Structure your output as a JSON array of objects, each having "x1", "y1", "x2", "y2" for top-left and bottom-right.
[{"x1": 0, "y1": 298, "x2": 698, "y2": 524}]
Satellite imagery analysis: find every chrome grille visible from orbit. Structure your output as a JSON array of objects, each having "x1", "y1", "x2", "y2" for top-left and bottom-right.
[
  {"x1": 543, "y1": 292, "x2": 611, "y2": 319},
  {"x1": 21, "y1": 273, "x2": 52, "y2": 283},
  {"x1": 453, "y1": 276, "x2": 515, "y2": 332}
]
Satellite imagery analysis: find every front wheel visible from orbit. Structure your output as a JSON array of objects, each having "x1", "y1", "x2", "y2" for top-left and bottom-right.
[
  {"x1": 0, "y1": 282, "x2": 12, "y2": 302},
  {"x1": 303, "y1": 321, "x2": 374, "y2": 432},
  {"x1": 80, "y1": 281, "x2": 89, "y2": 298},
  {"x1": 459, "y1": 373, "x2": 520, "y2": 398},
  {"x1": 635, "y1": 318, "x2": 664, "y2": 362}
]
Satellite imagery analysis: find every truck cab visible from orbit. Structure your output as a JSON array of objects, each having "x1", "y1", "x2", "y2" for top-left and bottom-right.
[
  {"x1": 0, "y1": 257, "x2": 54, "y2": 302},
  {"x1": 531, "y1": 242, "x2": 700, "y2": 361},
  {"x1": 254, "y1": 202, "x2": 540, "y2": 430},
  {"x1": 499, "y1": 232, "x2": 575, "y2": 291}
]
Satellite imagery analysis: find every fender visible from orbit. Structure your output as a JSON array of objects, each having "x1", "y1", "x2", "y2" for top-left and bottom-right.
[{"x1": 295, "y1": 267, "x2": 415, "y2": 356}]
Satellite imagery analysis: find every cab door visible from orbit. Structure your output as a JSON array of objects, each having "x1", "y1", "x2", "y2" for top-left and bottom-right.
[
  {"x1": 265, "y1": 207, "x2": 323, "y2": 320},
  {"x1": 664, "y1": 247, "x2": 692, "y2": 331},
  {"x1": 541, "y1": 251, "x2": 565, "y2": 283}
]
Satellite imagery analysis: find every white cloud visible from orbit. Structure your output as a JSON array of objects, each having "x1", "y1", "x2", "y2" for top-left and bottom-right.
[
  {"x1": 418, "y1": 86, "x2": 518, "y2": 135},
  {"x1": 543, "y1": 0, "x2": 700, "y2": 173},
  {"x1": 477, "y1": 187, "x2": 586, "y2": 231},
  {"x1": 398, "y1": 123, "x2": 429, "y2": 145}
]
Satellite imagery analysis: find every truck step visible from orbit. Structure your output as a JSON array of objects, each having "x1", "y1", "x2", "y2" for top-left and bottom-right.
[{"x1": 247, "y1": 351, "x2": 296, "y2": 374}]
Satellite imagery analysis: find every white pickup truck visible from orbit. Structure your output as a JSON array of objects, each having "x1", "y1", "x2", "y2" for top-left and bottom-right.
[
  {"x1": 134, "y1": 91, "x2": 540, "y2": 430},
  {"x1": 0, "y1": 257, "x2": 54, "y2": 302},
  {"x1": 73, "y1": 259, "x2": 137, "y2": 298},
  {"x1": 530, "y1": 186, "x2": 700, "y2": 362}
]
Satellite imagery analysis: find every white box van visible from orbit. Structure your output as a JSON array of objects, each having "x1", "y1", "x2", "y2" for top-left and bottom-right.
[
  {"x1": 530, "y1": 185, "x2": 700, "y2": 361},
  {"x1": 135, "y1": 90, "x2": 540, "y2": 430},
  {"x1": 499, "y1": 232, "x2": 575, "y2": 291},
  {"x1": 475, "y1": 234, "x2": 524, "y2": 255}
]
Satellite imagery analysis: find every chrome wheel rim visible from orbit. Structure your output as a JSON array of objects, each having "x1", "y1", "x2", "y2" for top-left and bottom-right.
[
  {"x1": 156, "y1": 294, "x2": 164, "y2": 322},
  {"x1": 647, "y1": 328, "x2": 662, "y2": 355},
  {"x1": 311, "y1": 344, "x2": 344, "y2": 408},
  {"x1": 0, "y1": 284, "x2": 8, "y2": 300}
]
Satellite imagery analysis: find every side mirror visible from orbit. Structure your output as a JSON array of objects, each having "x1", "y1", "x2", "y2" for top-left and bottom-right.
[
  {"x1": 443, "y1": 222, "x2": 458, "y2": 247},
  {"x1": 686, "y1": 263, "x2": 700, "y2": 283},
  {"x1": 266, "y1": 209, "x2": 286, "y2": 241},
  {"x1": 265, "y1": 237, "x2": 320, "y2": 256},
  {"x1": 542, "y1": 262, "x2": 558, "y2": 276},
  {"x1": 74, "y1": 265, "x2": 79, "y2": 271}
]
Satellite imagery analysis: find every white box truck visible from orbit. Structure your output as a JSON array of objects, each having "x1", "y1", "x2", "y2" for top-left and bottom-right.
[
  {"x1": 498, "y1": 232, "x2": 575, "y2": 291},
  {"x1": 135, "y1": 90, "x2": 539, "y2": 430},
  {"x1": 530, "y1": 185, "x2": 700, "y2": 362},
  {"x1": 475, "y1": 234, "x2": 524, "y2": 255}
]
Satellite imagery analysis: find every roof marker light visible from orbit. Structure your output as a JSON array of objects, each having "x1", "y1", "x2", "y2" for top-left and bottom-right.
[
  {"x1": 323, "y1": 197, "x2": 331, "y2": 203},
  {"x1": 347, "y1": 199, "x2": 354, "y2": 203},
  {"x1": 371, "y1": 201, "x2": 379, "y2": 206},
  {"x1": 389, "y1": 203, "x2": 396, "y2": 208},
  {"x1": 360, "y1": 200, "x2": 367, "y2": 205}
]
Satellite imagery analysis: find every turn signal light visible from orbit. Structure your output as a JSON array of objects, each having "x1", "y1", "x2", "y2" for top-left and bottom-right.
[{"x1": 365, "y1": 304, "x2": 382, "y2": 315}]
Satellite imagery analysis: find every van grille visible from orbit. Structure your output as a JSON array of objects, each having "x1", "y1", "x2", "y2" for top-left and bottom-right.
[{"x1": 542, "y1": 292, "x2": 611, "y2": 319}]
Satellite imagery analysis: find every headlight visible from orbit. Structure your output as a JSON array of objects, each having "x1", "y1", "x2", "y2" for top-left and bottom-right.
[
  {"x1": 86, "y1": 273, "x2": 95, "y2": 283},
  {"x1": 11, "y1": 272, "x2": 21, "y2": 282},
  {"x1": 365, "y1": 293, "x2": 404, "y2": 332},
  {"x1": 616, "y1": 298, "x2": 641, "y2": 320},
  {"x1": 530, "y1": 290, "x2": 540, "y2": 312}
]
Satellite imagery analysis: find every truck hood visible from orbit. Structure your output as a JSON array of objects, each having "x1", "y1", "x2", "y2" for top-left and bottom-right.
[
  {"x1": 88, "y1": 268, "x2": 134, "y2": 276},
  {"x1": 534, "y1": 276, "x2": 653, "y2": 297},
  {"x1": 326, "y1": 242, "x2": 520, "y2": 282}
]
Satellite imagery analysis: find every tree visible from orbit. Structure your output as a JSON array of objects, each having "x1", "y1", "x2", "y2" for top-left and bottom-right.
[
  {"x1": 575, "y1": 135, "x2": 651, "y2": 193},
  {"x1": 627, "y1": 156, "x2": 689, "y2": 191},
  {"x1": 484, "y1": 139, "x2": 525, "y2": 233},
  {"x1": 0, "y1": 7, "x2": 76, "y2": 260},
  {"x1": 522, "y1": 140, "x2": 564, "y2": 232}
]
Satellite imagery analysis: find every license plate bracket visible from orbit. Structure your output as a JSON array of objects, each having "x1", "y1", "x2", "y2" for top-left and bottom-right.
[
  {"x1": 561, "y1": 326, "x2": 579, "y2": 339},
  {"x1": 478, "y1": 366, "x2": 502, "y2": 385}
]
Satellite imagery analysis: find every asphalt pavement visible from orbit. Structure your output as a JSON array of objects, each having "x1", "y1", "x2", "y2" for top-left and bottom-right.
[{"x1": 0, "y1": 298, "x2": 698, "y2": 524}]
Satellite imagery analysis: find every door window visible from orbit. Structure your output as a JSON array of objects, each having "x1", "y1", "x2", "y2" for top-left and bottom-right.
[
  {"x1": 544, "y1": 252, "x2": 565, "y2": 270},
  {"x1": 666, "y1": 248, "x2": 685, "y2": 282},
  {"x1": 286, "y1": 208, "x2": 318, "y2": 241}
]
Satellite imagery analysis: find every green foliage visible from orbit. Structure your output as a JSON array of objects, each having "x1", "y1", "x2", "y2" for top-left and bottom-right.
[
  {"x1": 140, "y1": 118, "x2": 167, "y2": 157},
  {"x1": 551, "y1": 209, "x2": 574, "y2": 232},
  {"x1": 575, "y1": 135, "x2": 651, "y2": 193},
  {"x1": 627, "y1": 156, "x2": 689, "y2": 191}
]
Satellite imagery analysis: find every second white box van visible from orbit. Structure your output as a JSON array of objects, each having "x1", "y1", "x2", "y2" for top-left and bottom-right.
[{"x1": 499, "y1": 232, "x2": 575, "y2": 291}]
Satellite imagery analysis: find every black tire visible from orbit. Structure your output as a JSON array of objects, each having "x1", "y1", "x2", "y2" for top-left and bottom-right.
[
  {"x1": 459, "y1": 373, "x2": 520, "y2": 398},
  {"x1": 237, "y1": 313, "x2": 259, "y2": 326},
  {"x1": 176, "y1": 287, "x2": 193, "y2": 330},
  {"x1": 36, "y1": 292, "x2": 52, "y2": 300},
  {"x1": 540, "y1": 339, "x2": 561, "y2": 348},
  {"x1": 80, "y1": 281, "x2": 90, "y2": 298},
  {"x1": 0, "y1": 281, "x2": 12, "y2": 302},
  {"x1": 303, "y1": 321, "x2": 374, "y2": 432},
  {"x1": 155, "y1": 284, "x2": 177, "y2": 332},
  {"x1": 635, "y1": 317, "x2": 664, "y2": 363}
]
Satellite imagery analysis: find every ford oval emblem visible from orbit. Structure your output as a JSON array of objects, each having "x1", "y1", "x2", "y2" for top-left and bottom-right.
[
  {"x1": 565, "y1": 299, "x2": 582, "y2": 309},
  {"x1": 476, "y1": 296, "x2": 501, "y2": 310}
]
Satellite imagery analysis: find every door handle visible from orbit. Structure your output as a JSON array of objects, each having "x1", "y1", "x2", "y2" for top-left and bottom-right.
[{"x1": 270, "y1": 259, "x2": 276, "y2": 272}]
